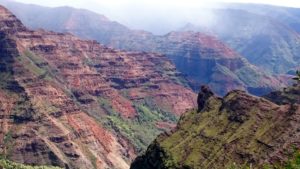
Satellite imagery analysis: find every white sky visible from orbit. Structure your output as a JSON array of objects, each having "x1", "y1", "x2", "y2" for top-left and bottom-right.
[
  {"x1": 12, "y1": 0, "x2": 300, "y2": 8},
  {"x1": 9, "y1": 0, "x2": 300, "y2": 34}
]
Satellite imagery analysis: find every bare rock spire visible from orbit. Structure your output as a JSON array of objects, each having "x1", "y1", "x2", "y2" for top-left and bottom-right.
[{"x1": 197, "y1": 85, "x2": 214, "y2": 112}]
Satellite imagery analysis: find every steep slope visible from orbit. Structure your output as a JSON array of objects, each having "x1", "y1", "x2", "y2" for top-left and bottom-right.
[
  {"x1": 0, "y1": 5, "x2": 196, "y2": 169},
  {"x1": 0, "y1": 1, "x2": 285, "y2": 96},
  {"x1": 181, "y1": 8, "x2": 300, "y2": 74},
  {"x1": 131, "y1": 85, "x2": 300, "y2": 169}
]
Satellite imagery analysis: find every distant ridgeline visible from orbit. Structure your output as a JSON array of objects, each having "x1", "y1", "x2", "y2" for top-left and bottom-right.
[{"x1": 0, "y1": 0, "x2": 288, "y2": 96}]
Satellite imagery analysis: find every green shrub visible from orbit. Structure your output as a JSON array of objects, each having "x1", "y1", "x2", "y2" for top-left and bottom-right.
[
  {"x1": 227, "y1": 150, "x2": 300, "y2": 169},
  {"x1": 0, "y1": 159, "x2": 62, "y2": 169}
]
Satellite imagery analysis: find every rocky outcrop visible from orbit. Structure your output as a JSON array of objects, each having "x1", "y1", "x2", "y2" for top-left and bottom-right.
[
  {"x1": 131, "y1": 85, "x2": 300, "y2": 169},
  {"x1": 197, "y1": 85, "x2": 214, "y2": 112},
  {"x1": 0, "y1": 6, "x2": 197, "y2": 169}
]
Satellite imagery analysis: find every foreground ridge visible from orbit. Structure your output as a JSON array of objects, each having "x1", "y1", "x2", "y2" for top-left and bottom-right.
[{"x1": 131, "y1": 85, "x2": 300, "y2": 169}]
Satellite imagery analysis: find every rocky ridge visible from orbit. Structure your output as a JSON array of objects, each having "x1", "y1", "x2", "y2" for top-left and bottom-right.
[{"x1": 131, "y1": 84, "x2": 300, "y2": 169}]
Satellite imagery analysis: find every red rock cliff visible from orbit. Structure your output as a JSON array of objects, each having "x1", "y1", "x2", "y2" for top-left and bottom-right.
[{"x1": 0, "y1": 5, "x2": 196, "y2": 169}]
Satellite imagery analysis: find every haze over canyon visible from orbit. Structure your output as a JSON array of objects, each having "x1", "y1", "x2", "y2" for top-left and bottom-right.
[{"x1": 0, "y1": 0, "x2": 299, "y2": 169}]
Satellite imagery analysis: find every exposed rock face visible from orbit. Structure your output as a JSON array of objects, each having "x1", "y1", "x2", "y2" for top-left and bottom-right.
[
  {"x1": 131, "y1": 86, "x2": 300, "y2": 169},
  {"x1": 106, "y1": 31, "x2": 284, "y2": 96},
  {"x1": 0, "y1": 1, "x2": 285, "y2": 96},
  {"x1": 197, "y1": 85, "x2": 214, "y2": 112},
  {"x1": 0, "y1": 6, "x2": 196, "y2": 169}
]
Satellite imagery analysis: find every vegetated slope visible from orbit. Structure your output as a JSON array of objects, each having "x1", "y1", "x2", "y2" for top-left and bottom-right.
[
  {"x1": 181, "y1": 8, "x2": 300, "y2": 74},
  {"x1": 0, "y1": 1, "x2": 285, "y2": 96},
  {"x1": 131, "y1": 85, "x2": 300, "y2": 169},
  {"x1": 0, "y1": 158, "x2": 62, "y2": 169},
  {"x1": 264, "y1": 84, "x2": 300, "y2": 105},
  {"x1": 0, "y1": 5, "x2": 197, "y2": 169}
]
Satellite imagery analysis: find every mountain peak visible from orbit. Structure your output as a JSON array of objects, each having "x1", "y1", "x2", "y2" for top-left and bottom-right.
[
  {"x1": 0, "y1": 5, "x2": 26, "y2": 33},
  {"x1": 165, "y1": 31, "x2": 240, "y2": 59},
  {"x1": 0, "y1": 4, "x2": 10, "y2": 13}
]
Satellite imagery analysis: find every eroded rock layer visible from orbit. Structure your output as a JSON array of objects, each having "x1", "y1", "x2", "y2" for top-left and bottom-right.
[{"x1": 0, "y1": 6, "x2": 196, "y2": 169}]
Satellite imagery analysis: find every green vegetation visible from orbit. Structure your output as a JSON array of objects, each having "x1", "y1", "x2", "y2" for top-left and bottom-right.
[
  {"x1": 19, "y1": 50, "x2": 57, "y2": 82},
  {"x1": 226, "y1": 150, "x2": 300, "y2": 169},
  {"x1": 11, "y1": 94, "x2": 35, "y2": 123},
  {"x1": 131, "y1": 88, "x2": 299, "y2": 169},
  {"x1": 226, "y1": 163, "x2": 252, "y2": 169},
  {"x1": 18, "y1": 52, "x2": 46, "y2": 77},
  {"x1": 104, "y1": 113, "x2": 162, "y2": 152},
  {"x1": 159, "y1": 98, "x2": 227, "y2": 168},
  {"x1": 0, "y1": 73, "x2": 12, "y2": 91},
  {"x1": 235, "y1": 66, "x2": 262, "y2": 87},
  {"x1": 0, "y1": 159, "x2": 62, "y2": 169},
  {"x1": 2, "y1": 130, "x2": 13, "y2": 158},
  {"x1": 97, "y1": 97, "x2": 177, "y2": 153},
  {"x1": 3, "y1": 131, "x2": 13, "y2": 145},
  {"x1": 283, "y1": 150, "x2": 300, "y2": 169}
]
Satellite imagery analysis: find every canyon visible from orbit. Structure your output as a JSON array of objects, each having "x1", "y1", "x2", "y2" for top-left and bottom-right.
[
  {"x1": 0, "y1": 0, "x2": 287, "y2": 96},
  {"x1": 0, "y1": 1, "x2": 299, "y2": 169},
  {"x1": 0, "y1": 5, "x2": 196, "y2": 169}
]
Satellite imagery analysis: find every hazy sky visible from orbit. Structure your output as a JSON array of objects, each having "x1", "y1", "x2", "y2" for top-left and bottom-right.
[
  {"x1": 10, "y1": 0, "x2": 300, "y2": 34},
  {"x1": 12, "y1": 0, "x2": 300, "y2": 8}
]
